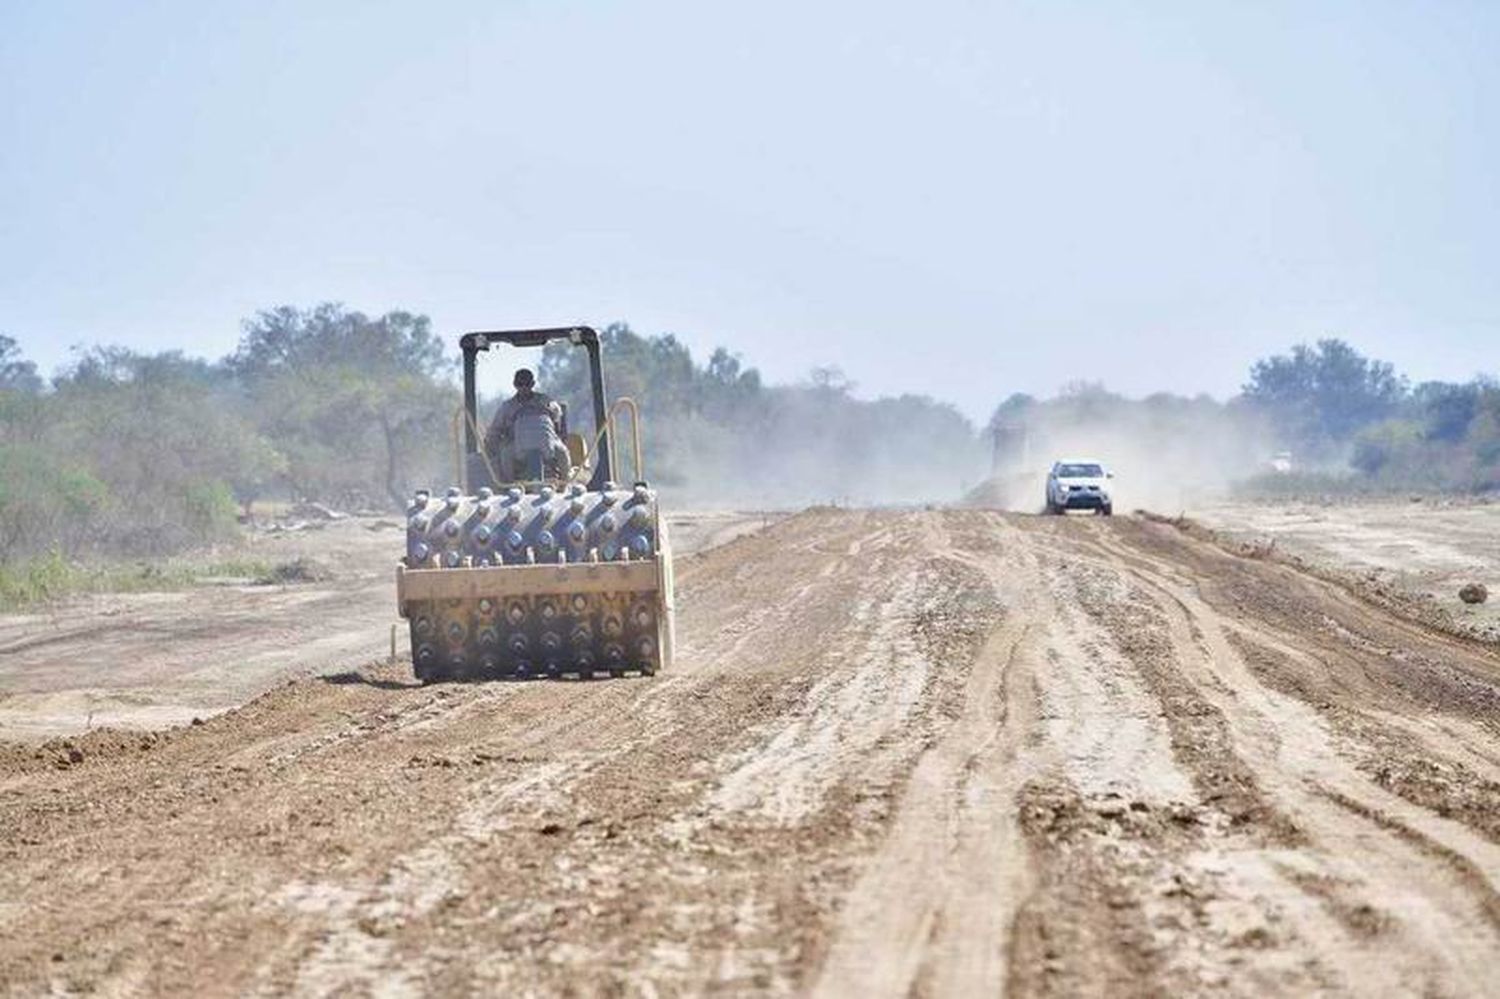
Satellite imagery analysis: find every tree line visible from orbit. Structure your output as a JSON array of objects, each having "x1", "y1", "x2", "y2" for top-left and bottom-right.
[
  {"x1": 0, "y1": 306, "x2": 455, "y2": 560},
  {"x1": 0, "y1": 307, "x2": 1494, "y2": 565},
  {"x1": 983, "y1": 337, "x2": 1499, "y2": 495},
  {"x1": 1239, "y1": 339, "x2": 1500, "y2": 490},
  {"x1": 0, "y1": 308, "x2": 976, "y2": 561}
]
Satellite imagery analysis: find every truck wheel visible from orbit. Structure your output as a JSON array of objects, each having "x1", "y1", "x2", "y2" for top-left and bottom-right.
[{"x1": 1100, "y1": 503, "x2": 1113, "y2": 517}]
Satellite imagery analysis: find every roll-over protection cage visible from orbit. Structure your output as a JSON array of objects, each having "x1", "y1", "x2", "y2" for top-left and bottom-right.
[{"x1": 461, "y1": 326, "x2": 614, "y2": 492}]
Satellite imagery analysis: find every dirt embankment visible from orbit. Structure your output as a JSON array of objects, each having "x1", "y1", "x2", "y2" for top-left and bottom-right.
[
  {"x1": 1186, "y1": 500, "x2": 1500, "y2": 645},
  {"x1": 2, "y1": 509, "x2": 1499, "y2": 995}
]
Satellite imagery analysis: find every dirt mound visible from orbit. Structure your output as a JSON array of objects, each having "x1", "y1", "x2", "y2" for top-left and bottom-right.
[{"x1": 0, "y1": 726, "x2": 174, "y2": 776}]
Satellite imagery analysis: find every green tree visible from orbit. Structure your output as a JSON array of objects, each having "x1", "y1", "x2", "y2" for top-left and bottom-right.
[
  {"x1": 0, "y1": 443, "x2": 110, "y2": 560},
  {"x1": 0, "y1": 335, "x2": 42, "y2": 393},
  {"x1": 50, "y1": 347, "x2": 270, "y2": 552},
  {"x1": 1412, "y1": 379, "x2": 1485, "y2": 443},
  {"x1": 1243, "y1": 339, "x2": 1406, "y2": 451},
  {"x1": 231, "y1": 304, "x2": 446, "y2": 381},
  {"x1": 1350, "y1": 420, "x2": 1423, "y2": 476},
  {"x1": 231, "y1": 304, "x2": 456, "y2": 507}
]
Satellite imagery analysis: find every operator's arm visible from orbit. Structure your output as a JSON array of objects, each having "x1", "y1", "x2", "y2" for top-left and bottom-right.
[{"x1": 484, "y1": 398, "x2": 515, "y2": 456}]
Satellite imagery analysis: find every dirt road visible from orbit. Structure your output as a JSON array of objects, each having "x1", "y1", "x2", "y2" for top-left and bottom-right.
[
  {"x1": 0, "y1": 511, "x2": 770, "y2": 740},
  {"x1": 3, "y1": 510, "x2": 1500, "y2": 995}
]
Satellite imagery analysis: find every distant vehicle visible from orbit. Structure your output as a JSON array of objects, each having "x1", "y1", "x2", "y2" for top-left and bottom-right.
[
  {"x1": 1045, "y1": 459, "x2": 1113, "y2": 516},
  {"x1": 1269, "y1": 451, "x2": 1294, "y2": 474}
]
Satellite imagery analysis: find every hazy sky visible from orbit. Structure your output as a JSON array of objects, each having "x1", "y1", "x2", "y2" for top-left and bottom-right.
[{"x1": 3, "y1": 0, "x2": 1496, "y2": 420}]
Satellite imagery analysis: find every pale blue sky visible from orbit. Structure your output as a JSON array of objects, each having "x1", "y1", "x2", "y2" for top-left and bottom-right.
[{"x1": 2, "y1": 0, "x2": 1496, "y2": 419}]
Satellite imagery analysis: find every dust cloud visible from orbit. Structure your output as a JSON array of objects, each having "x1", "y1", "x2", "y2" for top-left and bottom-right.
[
  {"x1": 646, "y1": 418, "x2": 985, "y2": 511},
  {"x1": 482, "y1": 337, "x2": 1275, "y2": 514},
  {"x1": 966, "y1": 392, "x2": 1275, "y2": 515}
]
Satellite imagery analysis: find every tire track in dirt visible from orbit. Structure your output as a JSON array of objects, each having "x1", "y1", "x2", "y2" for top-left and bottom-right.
[
  {"x1": 814, "y1": 515, "x2": 1042, "y2": 997},
  {"x1": 818, "y1": 512, "x2": 1220, "y2": 997},
  {"x1": 253, "y1": 512, "x2": 920, "y2": 995},
  {"x1": 5, "y1": 509, "x2": 1500, "y2": 995},
  {"x1": 1004, "y1": 519, "x2": 1332, "y2": 996},
  {"x1": 606, "y1": 512, "x2": 1011, "y2": 992},
  {"x1": 1075, "y1": 519, "x2": 1500, "y2": 994},
  {"x1": 1093, "y1": 522, "x2": 1500, "y2": 856},
  {"x1": 0, "y1": 509, "x2": 986, "y2": 995}
]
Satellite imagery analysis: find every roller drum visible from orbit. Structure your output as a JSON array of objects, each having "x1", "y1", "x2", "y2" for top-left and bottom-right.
[{"x1": 398, "y1": 483, "x2": 673, "y2": 682}]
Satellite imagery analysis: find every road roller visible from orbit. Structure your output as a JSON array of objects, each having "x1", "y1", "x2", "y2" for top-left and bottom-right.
[{"x1": 396, "y1": 327, "x2": 674, "y2": 681}]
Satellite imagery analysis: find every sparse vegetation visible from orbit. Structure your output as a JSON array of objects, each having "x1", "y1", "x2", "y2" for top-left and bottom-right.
[
  {"x1": 0, "y1": 307, "x2": 457, "y2": 568},
  {"x1": 0, "y1": 550, "x2": 276, "y2": 611},
  {"x1": 1, "y1": 316, "x2": 1495, "y2": 607}
]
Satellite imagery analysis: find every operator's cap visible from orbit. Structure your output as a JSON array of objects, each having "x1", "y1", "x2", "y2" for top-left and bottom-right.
[{"x1": 513, "y1": 368, "x2": 535, "y2": 388}]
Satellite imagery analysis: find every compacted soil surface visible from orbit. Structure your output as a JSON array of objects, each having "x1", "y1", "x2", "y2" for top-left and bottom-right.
[{"x1": 2, "y1": 509, "x2": 1499, "y2": 996}]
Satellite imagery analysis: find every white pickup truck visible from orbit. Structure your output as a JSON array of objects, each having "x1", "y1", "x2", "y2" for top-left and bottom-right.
[{"x1": 1044, "y1": 459, "x2": 1114, "y2": 516}]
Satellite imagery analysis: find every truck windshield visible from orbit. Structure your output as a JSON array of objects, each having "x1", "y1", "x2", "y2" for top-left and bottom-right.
[{"x1": 1057, "y1": 464, "x2": 1104, "y2": 478}]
